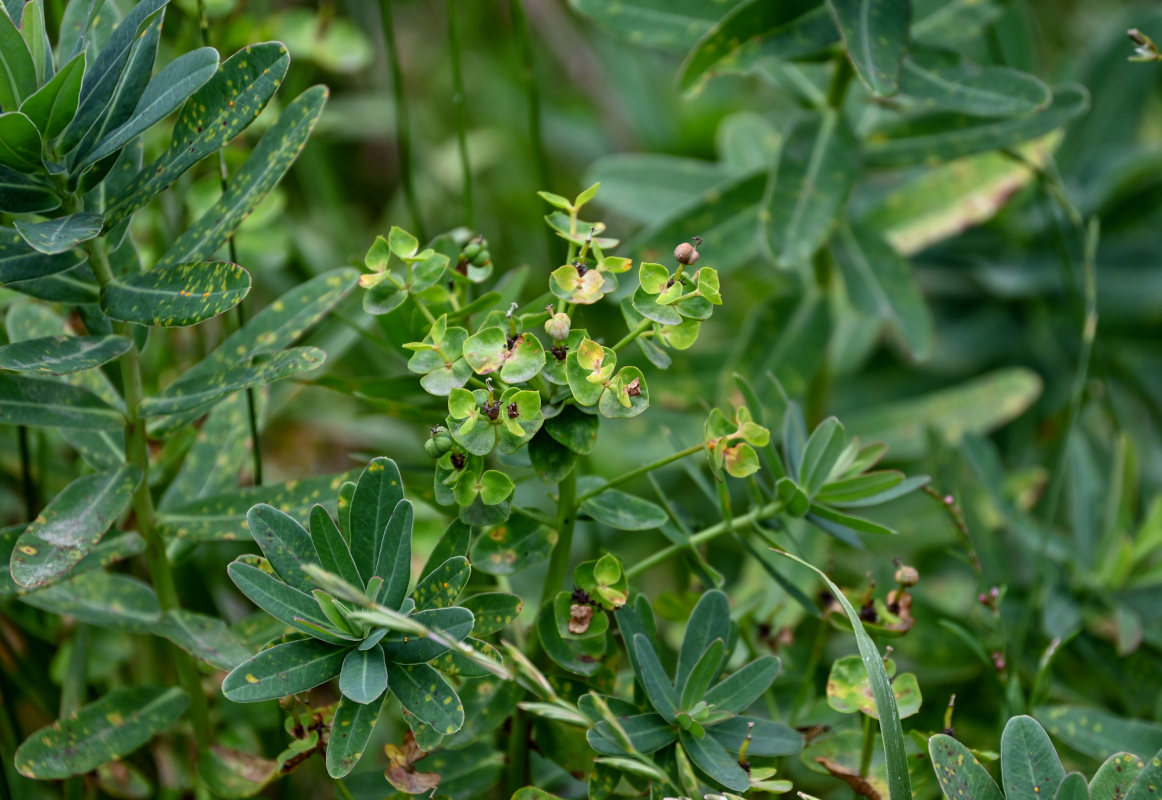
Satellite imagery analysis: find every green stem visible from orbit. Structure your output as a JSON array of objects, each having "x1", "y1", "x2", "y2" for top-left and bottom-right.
[
  {"x1": 541, "y1": 471, "x2": 577, "y2": 607},
  {"x1": 508, "y1": 0, "x2": 554, "y2": 260},
  {"x1": 85, "y1": 241, "x2": 213, "y2": 752},
  {"x1": 504, "y1": 708, "x2": 531, "y2": 794},
  {"x1": 380, "y1": 0, "x2": 425, "y2": 241},
  {"x1": 410, "y1": 293, "x2": 437, "y2": 325},
  {"x1": 333, "y1": 779, "x2": 354, "y2": 800},
  {"x1": 857, "y1": 713, "x2": 876, "y2": 786},
  {"x1": 610, "y1": 317, "x2": 652, "y2": 354},
  {"x1": 827, "y1": 54, "x2": 854, "y2": 110},
  {"x1": 447, "y1": 0, "x2": 473, "y2": 227},
  {"x1": 575, "y1": 442, "x2": 704, "y2": 505},
  {"x1": 625, "y1": 500, "x2": 783, "y2": 579}
]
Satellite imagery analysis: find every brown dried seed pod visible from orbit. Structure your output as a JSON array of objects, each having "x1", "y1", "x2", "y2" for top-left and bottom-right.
[{"x1": 674, "y1": 242, "x2": 700, "y2": 265}]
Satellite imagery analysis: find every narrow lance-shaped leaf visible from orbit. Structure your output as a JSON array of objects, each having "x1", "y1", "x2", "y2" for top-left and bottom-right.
[
  {"x1": 10, "y1": 464, "x2": 141, "y2": 588},
  {"x1": 0, "y1": 374, "x2": 123, "y2": 430},
  {"x1": 105, "y1": 42, "x2": 291, "y2": 227},
  {"x1": 13, "y1": 687, "x2": 189, "y2": 780},
  {"x1": 633, "y1": 634, "x2": 679, "y2": 723},
  {"x1": 0, "y1": 5, "x2": 36, "y2": 109},
  {"x1": 245, "y1": 504, "x2": 321, "y2": 593},
  {"x1": 0, "y1": 162, "x2": 57, "y2": 213},
  {"x1": 676, "y1": 590, "x2": 731, "y2": 687},
  {"x1": 140, "y1": 346, "x2": 325, "y2": 417},
  {"x1": 19, "y1": 570, "x2": 160, "y2": 632},
  {"x1": 309, "y1": 504, "x2": 363, "y2": 591},
  {"x1": 763, "y1": 110, "x2": 860, "y2": 269},
  {"x1": 326, "y1": 695, "x2": 381, "y2": 778},
  {"x1": 101, "y1": 261, "x2": 251, "y2": 327},
  {"x1": 15, "y1": 213, "x2": 103, "y2": 254},
  {"x1": 0, "y1": 334, "x2": 130, "y2": 375},
  {"x1": 19, "y1": 0, "x2": 53, "y2": 85},
  {"x1": 773, "y1": 549, "x2": 912, "y2": 800},
  {"x1": 225, "y1": 559, "x2": 353, "y2": 646},
  {"x1": 385, "y1": 662, "x2": 465, "y2": 736},
  {"x1": 371, "y1": 499, "x2": 412, "y2": 609},
  {"x1": 828, "y1": 0, "x2": 911, "y2": 96},
  {"x1": 900, "y1": 58, "x2": 1051, "y2": 116},
  {"x1": 0, "y1": 110, "x2": 42, "y2": 172},
  {"x1": 350, "y1": 457, "x2": 405, "y2": 587},
  {"x1": 17, "y1": 52, "x2": 83, "y2": 140},
  {"x1": 680, "y1": 727, "x2": 749, "y2": 792},
  {"x1": 222, "y1": 638, "x2": 347, "y2": 703},
  {"x1": 156, "y1": 609, "x2": 253, "y2": 671},
  {"x1": 58, "y1": 0, "x2": 168, "y2": 156},
  {"x1": 158, "y1": 392, "x2": 254, "y2": 509},
  {"x1": 80, "y1": 46, "x2": 220, "y2": 167},
  {"x1": 156, "y1": 85, "x2": 328, "y2": 269}
]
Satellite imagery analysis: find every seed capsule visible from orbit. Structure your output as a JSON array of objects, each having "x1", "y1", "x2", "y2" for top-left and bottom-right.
[
  {"x1": 545, "y1": 312, "x2": 571, "y2": 341},
  {"x1": 674, "y1": 241, "x2": 700, "y2": 265}
]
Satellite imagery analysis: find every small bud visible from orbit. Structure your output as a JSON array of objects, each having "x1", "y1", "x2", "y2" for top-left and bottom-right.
[
  {"x1": 506, "y1": 402, "x2": 520, "y2": 419},
  {"x1": 674, "y1": 241, "x2": 700, "y2": 265},
  {"x1": 894, "y1": 564, "x2": 919, "y2": 587},
  {"x1": 545, "y1": 312, "x2": 571, "y2": 341}
]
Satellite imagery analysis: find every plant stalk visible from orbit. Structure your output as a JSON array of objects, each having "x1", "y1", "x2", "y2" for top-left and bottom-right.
[
  {"x1": 447, "y1": 0, "x2": 473, "y2": 228},
  {"x1": 541, "y1": 470, "x2": 577, "y2": 607},
  {"x1": 380, "y1": 0, "x2": 425, "y2": 241},
  {"x1": 508, "y1": 0, "x2": 554, "y2": 260},
  {"x1": 575, "y1": 442, "x2": 704, "y2": 505},
  {"x1": 610, "y1": 317, "x2": 652, "y2": 354},
  {"x1": 625, "y1": 500, "x2": 783, "y2": 579},
  {"x1": 85, "y1": 240, "x2": 213, "y2": 752},
  {"x1": 17, "y1": 426, "x2": 37, "y2": 518}
]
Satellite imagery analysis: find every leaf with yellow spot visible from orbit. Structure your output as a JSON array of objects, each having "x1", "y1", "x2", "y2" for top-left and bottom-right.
[
  {"x1": 18, "y1": 570, "x2": 160, "y2": 632},
  {"x1": 101, "y1": 261, "x2": 251, "y2": 327},
  {"x1": 156, "y1": 85, "x2": 327, "y2": 269},
  {"x1": 13, "y1": 686, "x2": 188, "y2": 780},
  {"x1": 460, "y1": 592, "x2": 523, "y2": 637},
  {"x1": 326, "y1": 695, "x2": 382, "y2": 779},
  {"x1": 385, "y1": 662, "x2": 464, "y2": 734},
  {"x1": 411, "y1": 556, "x2": 470, "y2": 610},
  {"x1": 929, "y1": 733, "x2": 1003, "y2": 800},
  {"x1": 222, "y1": 638, "x2": 346, "y2": 703},
  {"x1": 10, "y1": 464, "x2": 141, "y2": 589}
]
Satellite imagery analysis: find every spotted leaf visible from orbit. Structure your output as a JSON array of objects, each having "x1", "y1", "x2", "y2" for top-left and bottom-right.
[
  {"x1": 385, "y1": 662, "x2": 465, "y2": 735},
  {"x1": 13, "y1": 687, "x2": 188, "y2": 780},
  {"x1": 411, "y1": 556, "x2": 470, "y2": 610},
  {"x1": 0, "y1": 334, "x2": 130, "y2": 375},
  {"x1": 326, "y1": 695, "x2": 381, "y2": 778},
  {"x1": 222, "y1": 637, "x2": 347, "y2": 703},
  {"x1": 18, "y1": 570, "x2": 160, "y2": 632},
  {"x1": 14, "y1": 212, "x2": 103, "y2": 254},
  {"x1": 0, "y1": 373, "x2": 123, "y2": 429},
  {"x1": 10, "y1": 464, "x2": 141, "y2": 589},
  {"x1": 101, "y1": 261, "x2": 250, "y2": 327},
  {"x1": 156, "y1": 85, "x2": 327, "y2": 269}
]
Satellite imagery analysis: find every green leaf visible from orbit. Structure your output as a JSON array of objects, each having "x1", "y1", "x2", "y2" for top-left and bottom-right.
[
  {"x1": 866, "y1": 84, "x2": 1090, "y2": 167},
  {"x1": 157, "y1": 471, "x2": 355, "y2": 541},
  {"x1": 597, "y1": 367, "x2": 649, "y2": 419},
  {"x1": 419, "y1": 519, "x2": 471, "y2": 582},
  {"x1": 633, "y1": 634, "x2": 678, "y2": 722},
  {"x1": 155, "y1": 85, "x2": 327, "y2": 269},
  {"x1": 388, "y1": 225, "x2": 418, "y2": 258},
  {"x1": 544, "y1": 405, "x2": 599, "y2": 454},
  {"x1": 246, "y1": 504, "x2": 321, "y2": 593},
  {"x1": 0, "y1": 5, "x2": 36, "y2": 110},
  {"x1": 588, "y1": 713, "x2": 677, "y2": 756},
  {"x1": 222, "y1": 638, "x2": 346, "y2": 703},
  {"x1": 832, "y1": 222, "x2": 933, "y2": 361},
  {"x1": 470, "y1": 515, "x2": 552, "y2": 576},
  {"x1": 1055, "y1": 773, "x2": 1090, "y2": 800},
  {"x1": 157, "y1": 392, "x2": 250, "y2": 509},
  {"x1": 18, "y1": 0, "x2": 52, "y2": 86},
  {"x1": 828, "y1": 0, "x2": 911, "y2": 96},
  {"x1": 704, "y1": 656, "x2": 781, "y2": 714},
  {"x1": 58, "y1": 0, "x2": 167, "y2": 156},
  {"x1": 156, "y1": 609, "x2": 253, "y2": 671},
  {"x1": 10, "y1": 464, "x2": 140, "y2": 588},
  {"x1": 460, "y1": 593, "x2": 523, "y2": 637},
  {"x1": 676, "y1": 589, "x2": 730, "y2": 687},
  {"x1": 763, "y1": 110, "x2": 860, "y2": 268},
  {"x1": 537, "y1": 598, "x2": 605, "y2": 676},
  {"x1": 15, "y1": 213, "x2": 102, "y2": 255},
  {"x1": 106, "y1": 42, "x2": 291, "y2": 227},
  {"x1": 0, "y1": 227, "x2": 84, "y2": 282},
  {"x1": 1126, "y1": 751, "x2": 1162, "y2": 800},
  {"x1": 386, "y1": 662, "x2": 464, "y2": 735},
  {"x1": 1089, "y1": 753, "x2": 1147, "y2": 800},
  {"x1": 101, "y1": 261, "x2": 251, "y2": 327},
  {"x1": 773, "y1": 550, "x2": 912, "y2": 800},
  {"x1": 680, "y1": 727, "x2": 748, "y2": 792},
  {"x1": 411, "y1": 556, "x2": 470, "y2": 610},
  {"x1": 827, "y1": 655, "x2": 922, "y2": 719},
  {"x1": 1035, "y1": 706, "x2": 1162, "y2": 761},
  {"x1": 197, "y1": 746, "x2": 277, "y2": 798},
  {"x1": 141, "y1": 347, "x2": 324, "y2": 417},
  {"x1": 798, "y1": 417, "x2": 846, "y2": 496},
  {"x1": 0, "y1": 110, "x2": 42, "y2": 171},
  {"x1": 380, "y1": 607, "x2": 474, "y2": 664},
  {"x1": 309, "y1": 505, "x2": 363, "y2": 592},
  {"x1": 339, "y1": 644, "x2": 388, "y2": 704},
  {"x1": 567, "y1": 0, "x2": 720, "y2": 52},
  {"x1": 19, "y1": 570, "x2": 160, "y2": 632},
  {"x1": 478, "y1": 470, "x2": 515, "y2": 505},
  {"x1": 929, "y1": 733, "x2": 1004, "y2": 800},
  {"x1": 528, "y1": 429, "x2": 577, "y2": 484},
  {"x1": 843, "y1": 367, "x2": 1042, "y2": 459},
  {"x1": 326, "y1": 695, "x2": 380, "y2": 778},
  {"x1": 14, "y1": 687, "x2": 188, "y2": 780},
  {"x1": 679, "y1": 639, "x2": 725, "y2": 712},
  {"x1": 0, "y1": 373, "x2": 122, "y2": 429},
  {"x1": 1001, "y1": 716, "x2": 1066, "y2": 800},
  {"x1": 18, "y1": 53, "x2": 84, "y2": 139},
  {"x1": 707, "y1": 716, "x2": 803, "y2": 756},
  {"x1": 680, "y1": 0, "x2": 837, "y2": 93},
  {"x1": 1, "y1": 529, "x2": 144, "y2": 599},
  {"x1": 0, "y1": 334, "x2": 130, "y2": 374},
  {"x1": 226, "y1": 560, "x2": 353, "y2": 646},
  {"x1": 80, "y1": 47, "x2": 219, "y2": 167},
  {"x1": 350, "y1": 457, "x2": 405, "y2": 588},
  {"x1": 579, "y1": 482, "x2": 667, "y2": 531},
  {"x1": 900, "y1": 58, "x2": 1051, "y2": 116},
  {"x1": 0, "y1": 162, "x2": 56, "y2": 212}
]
